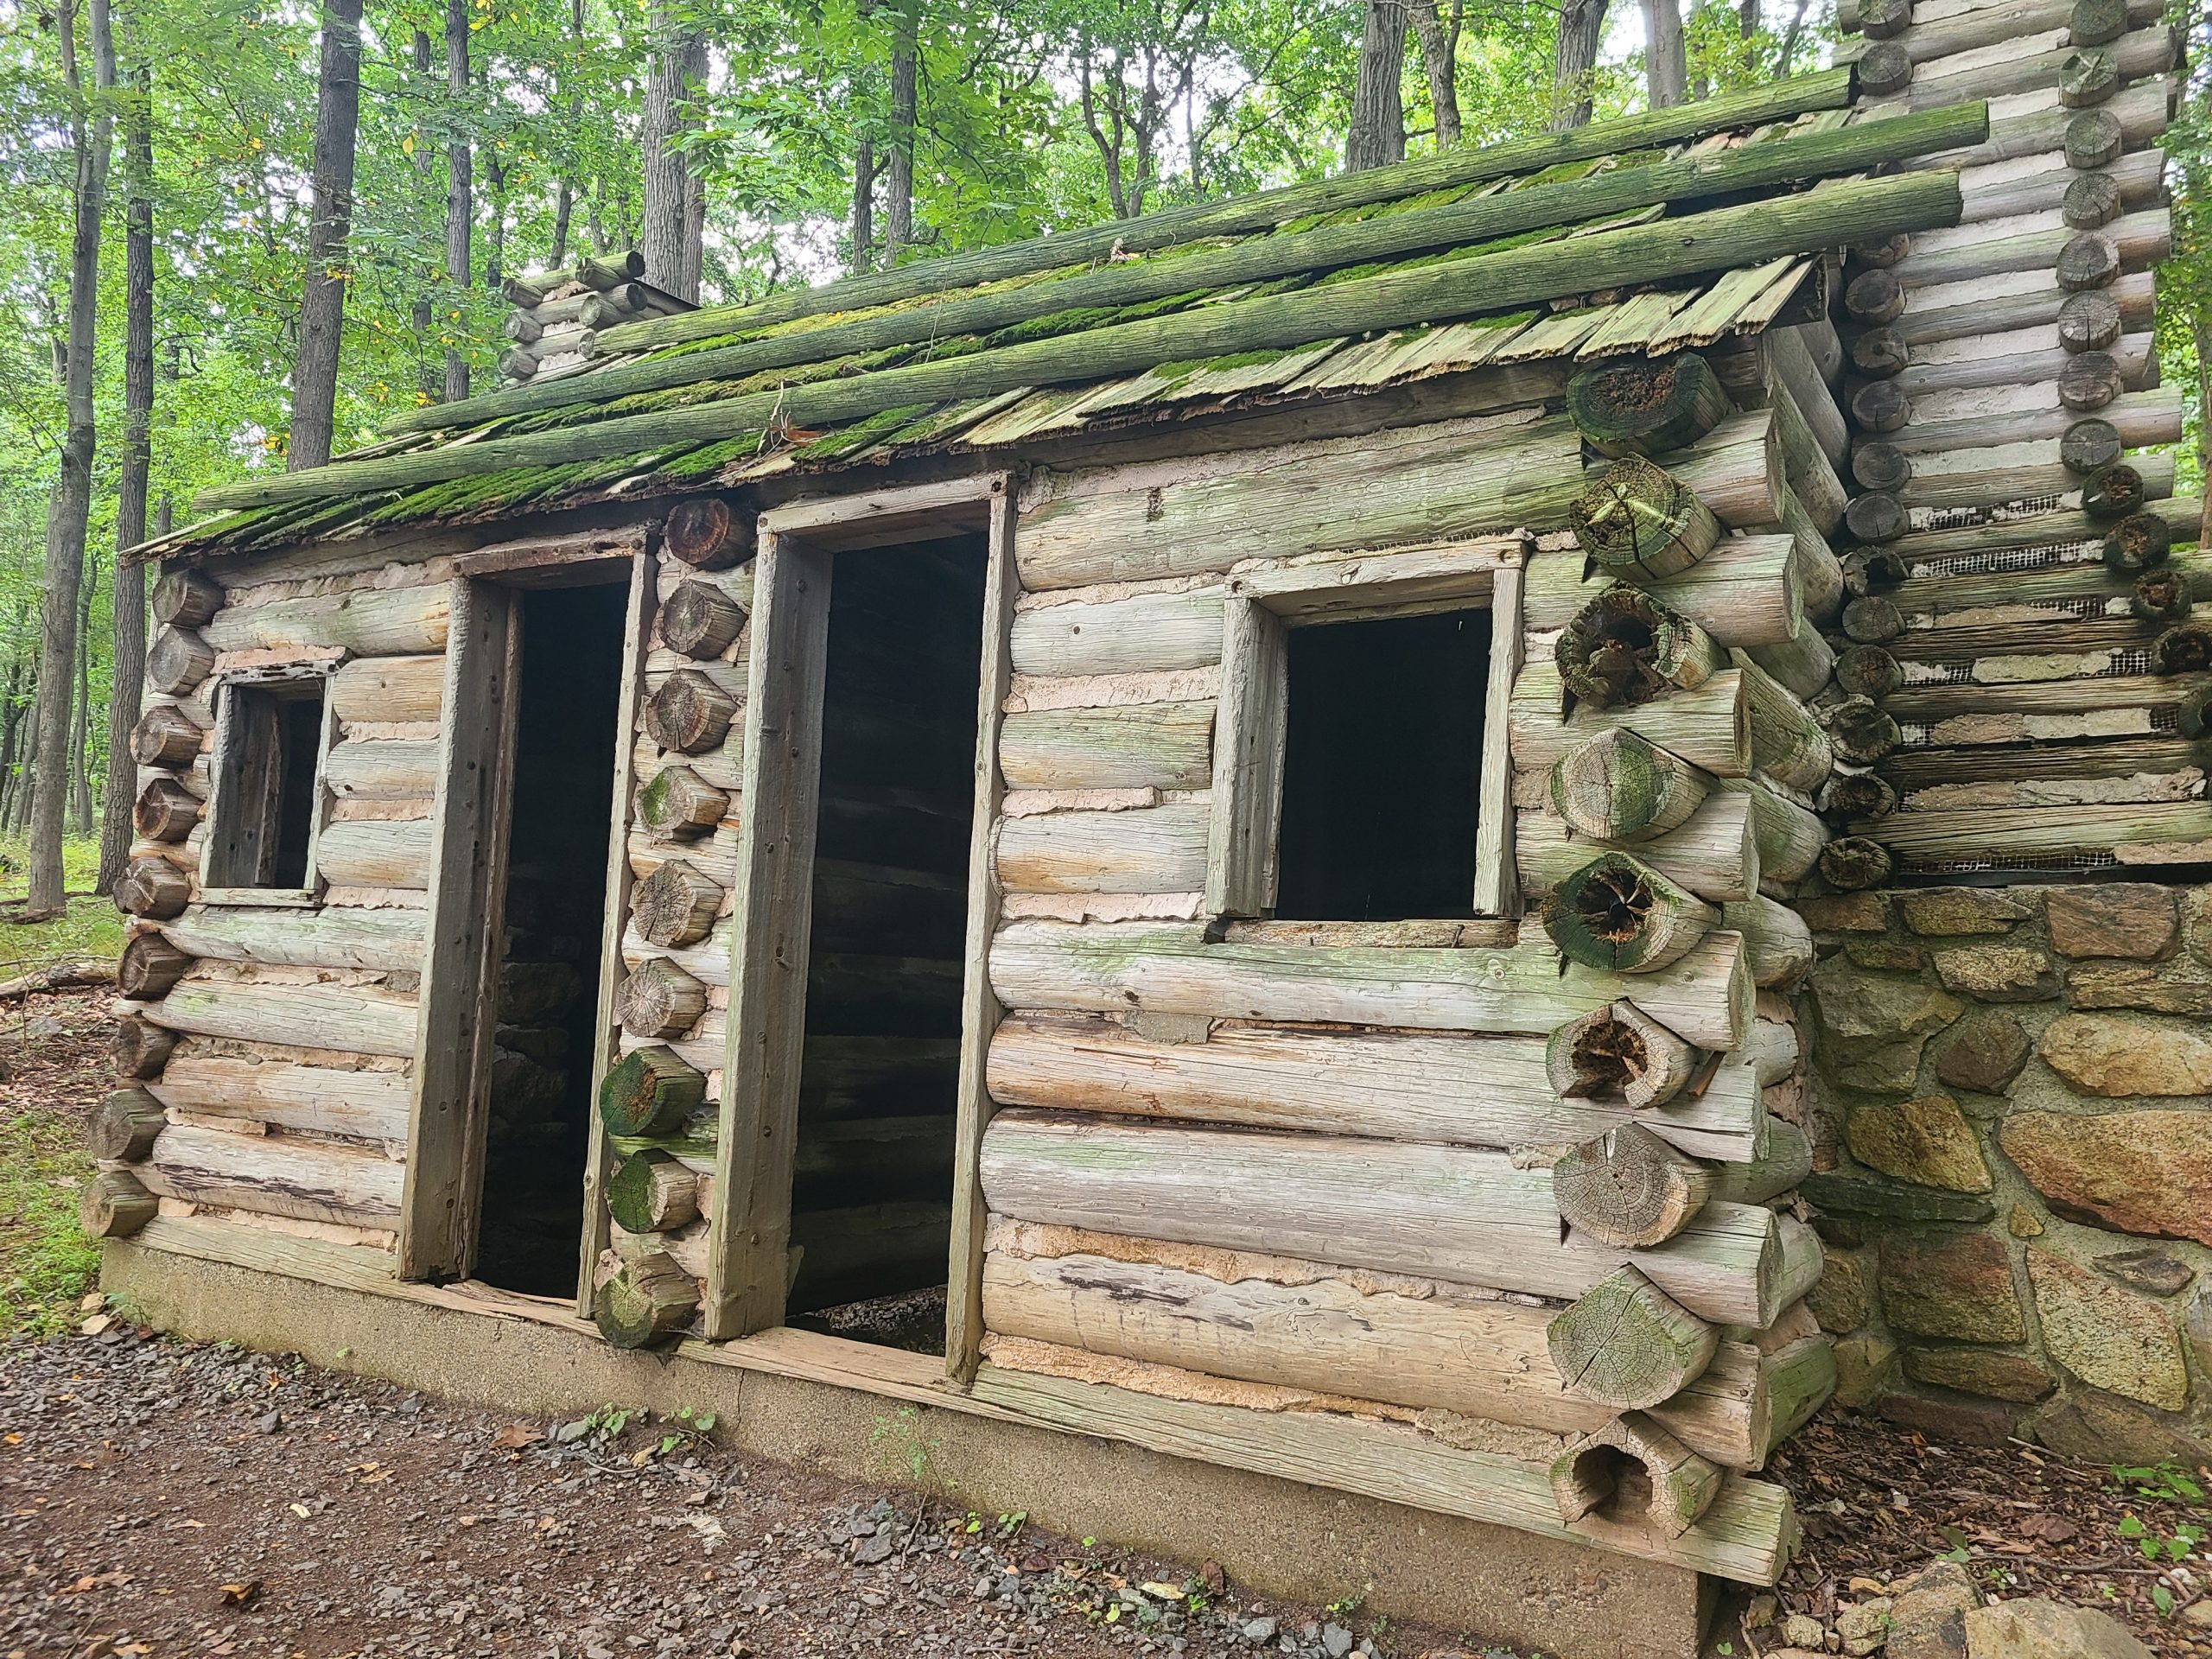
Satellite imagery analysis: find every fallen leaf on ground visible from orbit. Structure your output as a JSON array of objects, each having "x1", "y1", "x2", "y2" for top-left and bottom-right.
[
  {"x1": 219, "y1": 1580, "x2": 262, "y2": 1608},
  {"x1": 490, "y1": 1422, "x2": 543, "y2": 1450}
]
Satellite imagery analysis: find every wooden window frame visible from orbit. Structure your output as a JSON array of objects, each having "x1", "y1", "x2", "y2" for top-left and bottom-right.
[
  {"x1": 1206, "y1": 536, "x2": 1527, "y2": 923},
  {"x1": 197, "y1": 658, "x2": 343, "y2": 908}
]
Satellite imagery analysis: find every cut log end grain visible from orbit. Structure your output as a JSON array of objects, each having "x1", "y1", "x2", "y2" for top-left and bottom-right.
[
  {"x1": 2181, "y1": 685, "x2": 2212, "y2": 741},
  {"x1": 642, "y1": 669, "x2": 738, "y2": 754},
  {"x1": 1546, "y1": 1266, "x2": 1719, "y2": 1412},
  {"x1": 1541, "y1": 852, "x2": 1718, "y2": 975},
  {"x1": 1544, "y1": 1001, "x2": 1699, "y2": 1111},
  {"x1": 1570, "y1": 457, "x2": 1720, "y2": 579},
  {"x1": 147, "y1": 627, "x2": 215, "y2": 696},
  {"x1": 1851, "y1": 442, "x2": 1911, "y2": 494},
  {"x1": 1842, "y1": 548, "x2": 1907, "y2": 599},
  {"x1": 1841, "y1": 596, "x2": 1904, "y2": 646},
  {"x1": 1817, "y1": 836, "x2": 1893, "y2": 892},
  {"x1": 598, "y1": 1045, "x2": 708, "y2": 1137},
  {"x1": 659, "y1": 580, "x2": 748, "y2": 660},
  {"x1": 2061, "y1": 417, "x2": 2123, "y2": 475},
  {"x1": 1551, "y1": 1122, "x2": 1714, "y2": 1249},
  {"x1": 1854, "y1": 39, "x2": 1912, "y2": 96},
  {"x1": 605, "y1": 1147, "x2": 700, "y2": 1234},
  {"x1": 1848, "y1": 327, "x2": 1908, "y2": 380},
  {"x1": 592, "y1": 1250, "x2": 699, "y2": 1348},
  {"x1": 2059, "y1": 289, "x2": 2124, "y2": 354},
  {"x1": 1558, "y1": 588, "x2": 1723, "y2": 712},
  {"x1": 112, "y1": 1014, "x2": 178, "y2": 1081},
  {"x1": 2130, "y1": 569, "x2": 2192, "y2": 626},
  {"x1": 2063, "y1": 170, "x2": 2124, "y2": 231},
  {"x1": 1843, "y1": 268, "x2": 1903, "y2": 326},
  {"x1": 80, "y1": 1168, "x2": 158, "y2": 1240},
  {"x1": 663, "y1": 497, "x2": 754, "y2": 571},
  {"x1": 1848, "y1": 379, "x2": 1910, "y2": 435},
  {"x1": 632, "y1": 857, "x2": 724, "y2": 948},
  {"x1": 1857, "y1": 0, "x2": 1911, "y2": 35},
  {"x1": 118, "y1": 931, "x2": 194, "y2": 1001},
  {"x1": 1835, "y1": 644, "x2": 1903, "y2": 700},
  {"x1": 132, "y1": 777, "x2": 203, "y2": 842},
  {"x1": 636, "y1": 766, "x2": 729, "y2": 842},
  {"x1": 2069, "y1": 0, "x2": 2126, "y2": 48},
  {"x1": 150, "y1": 569, "x2": 222, "y2": 629},
  {"x1": 89, "y1": 1087, "x2": 167, "y2": 1161},
  {"x1": 2057, "y1": 350, "x2": 2121, "y2": 413},
  {"x1": 2063, "y1": 109, "x2": 2124, "y2": 172},
  {"x1": 1566, "y1": 353, "x2": 1731, "y2": 458},
  {"x1": 130, "y1": 704, "x2": 204, "y2": 769},
  {"x1": 1550, "y1": 1414, "x2": 1724, "y2": 1541},
  {"x1": 1849, "y1": 230, "x2": 1911, "y2": 268},
  {"x1": 1549, "y1": 728, "x2": 1713, "y2": 842},
  {"x1": 1843, "y1": 492, "x2": 1908, "y2": 545},
  {"x1": 115, "y1": 855, "x2": 191, "y2": 920},
  {"x1": 1826, "y1": 696, "x2": 1902, "y2": 766},
  {"x1": 613, "y1": 957, "x2": 710, "y2": 1039},
  {"x1": 2151, "y1": 624, "x2": 2212, "y2": 677},
  {"x1": 1821, "y1": 770, "x2": 1898, "y2": 820},
  {"x1": 2061, "y1": 46, "x2": 2119, "y2": 106},
  {"x1": 2081, "y1": 464, "x2": 2145, "y2": 520},
  {"x1": 2102, "y1": 512, "x2": 2172, "y2": 575}
]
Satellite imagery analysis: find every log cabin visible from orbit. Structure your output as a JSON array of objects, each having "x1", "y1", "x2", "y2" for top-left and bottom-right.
[{"x1": 90, "y1": 15, "x2": 2203, "y2": 1656}]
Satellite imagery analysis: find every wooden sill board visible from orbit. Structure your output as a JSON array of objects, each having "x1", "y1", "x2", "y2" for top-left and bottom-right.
[{"x1": 118, "y1": 1215, "x2": 1796, "y2": 1586}]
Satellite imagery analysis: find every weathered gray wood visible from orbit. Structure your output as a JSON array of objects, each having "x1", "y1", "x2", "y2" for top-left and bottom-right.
[
  {"x1": 321, "y1": 737, "x2": 438, "y2": 800},
  {"x1": 1472, "y1": 562, "x2": 1524, "y2": 918},
  {"x1": 632, "y1": 858, "x2": 724, "y2": 947},
  {"x1": 149, "y1": 1054, "x2": 413, "y2": 1141},
  {"x1": 1510, "y1": 664, "x2": 1751, "y2": 780},
  {"x1": 111, "y1": 1013, "x2": 178, "y2": 1080},
  {"x1": 1552, "y1": 1123, "x2": 1715, "y2": 1249},
  {"x1": 140, "y1": 974, "x2": 422, "y2": 1058},
  {"x1": 1547, "y1": 1266, "x2": 1719, "y2": 1410},
  {"x1": 80, "y1": 1169, "x2": 158, "y2": 1239},
  {"x1": 1516, "y1": 796, "x2": 1759, "y2": 906},
  {"x1": 203, "y1": 584, "x2": 451, "y2": 655},
  {"x1": 988, "y1": 919, "x2": 1753, "y2": 1052},
  {"x1": 594, "y1": 1249, "x2": 699, "y2": 1347},
  {"x1": 1205, "y1": 597, "x2": 1287, "y2": 918},
  {"x1": 1008, "y1": 589, "x2": 1224, "y2": 678},
  {"x1": 1546, "y1": 1001, "x2": 1696, "y2": 1112},
  {"x1": 142, "y1": 1120, "x2": 404, "y2": 1226},
  {"x1": 1551, "y1": 1414, "x2": 1722, "y2": 1541},
  {"x1": 1541, "y1": 854, "x2": 1718, "y2": 975},
  {"x1": 400, "y1": 580, "x2": 523, "y2": 1281},
  {"x1": 999, "y1": 702, "x2": 1215, "y2": 791},
  {"x1": 985, "y1": 1010, "x2": 1769, "y2": 1162},
  {"x1": 329, "y1": 654, "x2": 444, "y2": 723},
  {"x1": 314, "y1": 818, "x2": 434, "y2": 890},
  {"x1": 1525, "y1": 535, "x2": 1803, "y2": 649},
  {"x1": 91, "y1": 1086, "x2": 168, "y2": 1160},
  {"x1": 996, "y1": 804, "x2": 1210, "y2": 895},
  {"x1": 160, "y1": 904, "x2": 423, "y2": 972}
]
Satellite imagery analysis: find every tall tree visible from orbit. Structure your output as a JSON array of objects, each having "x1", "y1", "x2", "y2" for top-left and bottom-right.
[
  {"x1": 1643, "y1": 0, "x2": 1688, "y2": 108},
  {"x1": 641, "y1": 6, "x2": 706, "y2": 299},
  {"x1": 411, "y1": 28, "x2": 442, "y2": 406},
  {"x1": 1345, "y1": 0, "x2": 1407, "y2": 172},
  {"x1": 885, "y1": 1, "x2": 918, "y2": 258},
  {"x1": 1549, "y1": 0, "x2": 1609, "y2": 130},
  {"x1": 291, "y1": 0, "x2": 365, "y2": 470},
  {"x1": 25, "y1": 0, "x2": 115, "y2": 919},
  {"x1": 443, "y1": 0, "x2": 473, "y2": 402},
  {"x1": 1408, "y1": 2, "x2": 1461, "y2": 150}
]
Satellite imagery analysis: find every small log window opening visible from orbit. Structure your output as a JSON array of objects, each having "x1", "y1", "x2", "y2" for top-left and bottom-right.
[{"x1": 202, "y1": 673, "x2": 334, "y2": 893}]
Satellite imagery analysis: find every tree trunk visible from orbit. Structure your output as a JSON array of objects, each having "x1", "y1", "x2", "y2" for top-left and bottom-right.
[
  {"x1": 641, "y1": 9, "x2": 706, "y2": 301},
  {"x1": 28, "y1": 0, "x2": 114, "y2": 918},
  {"x1": 410, "y1": 29, "x2": 441, "y2": 406},
  {"x1": 290, "y1": 0, "x2": 362, "y2": 471},
  {"x1": 1345, "y1": 0, "x2": 1407, "y2": 172},
  {"x1": 442, "y1": 0, "x2": 472, "y2": 404},
  {"x1": 1643, "y1": 0, "x2": 1688, "y2": 109},
  {"x1": 885, "y1": 2, "x2": 917, "y2": 257},
  {"x1": 1549, "y1": 0, "x2": 1610, "y2": 130},
  {"x1": 1408, "y1": 2, "x2": 1460, "y2": 149},
  {"x1": 69, "y1": 558, "x2": 94, "y2": 835},
  {"x1": 99, "y1": 57, "x2": 153, "y2": 894},
  {"x1": 850, "y1": 138, "x2": 875, "y2": 273}
]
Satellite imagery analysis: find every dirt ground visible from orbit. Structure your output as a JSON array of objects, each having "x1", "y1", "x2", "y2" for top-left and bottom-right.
[{"x1": 3, "y1": 983, "x2": 2209, "y2": 1658}]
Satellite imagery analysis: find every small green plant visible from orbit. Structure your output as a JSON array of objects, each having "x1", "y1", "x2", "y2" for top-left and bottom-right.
[
  {"x1": 551, "y1": 1402, "x2": 645, "y2": 1445},
  {"x1": 2111, "y1": 1460, "x2": 2206, "y2": 1504},
  {"x1": 654, "y1": 1404, "x2": 717, "y2": 1456},
  {"x1": 2117, "y1": 1515, "x2": 2204, "y2": 1563},
  {"x1": 869, "y1": 1403, "x2": 943, "y2": 1494},
  {"x1": 1325, "y1": 1592, "x2": 1365, "y2": 1619},
  {"x1": 2152, "y1": 1584, "x2": 2177, "y2": 1618},
  {"x1": 995, "y1": 1510, "x2": 1026, "y2": 1538}
]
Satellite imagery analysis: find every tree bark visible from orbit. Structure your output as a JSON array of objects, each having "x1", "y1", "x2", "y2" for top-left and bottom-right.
[
  {"x1": 442, "y1": 0, "x2": 472, "y2": 404},
  {"x1": 410, "y1": 29, "x2": 441, "y2": 407},
  {"x1": 849, "y1": 138, "x2": 876, "y2": 274},
  {"x1": 1643, "y1": 0, "x2": 1688, "y2": 108},
  {"x1": 70, "y1": 559, "x2": 95, "y2": 834},
  {"x1": 1345, "y1": 0, "x2": 1408, "y2": 172},
  {"x1": 641, "y1": 9, "x2": 707, "y2": 301},
  {"x1": 884, "y1": 1, "x2": 917, "y2": 257},
  {"x1": 1549, "y1": 0, "x2": 1611, "y2": 130},
  {"x1": 28, "y1": 0, "x2": 114, "y2": 918},
  {"x1": 99, "y1": 57, "x2": 153, "y2": 894},
  {"x1": 289, "y1": 0, "x2": 363, "y2": 471},
  {"x1": 1408, "y1": 2, "x2": 1460, "y2": 149}
]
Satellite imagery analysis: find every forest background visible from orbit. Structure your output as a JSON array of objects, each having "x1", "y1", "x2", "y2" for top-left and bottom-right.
[{"x1": 0, "y1": 0, "x2": 2203, "y2": 931}]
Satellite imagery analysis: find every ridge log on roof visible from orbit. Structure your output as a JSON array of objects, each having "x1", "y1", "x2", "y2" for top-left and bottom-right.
[
  {"x1": 391, "y1": 101, "x2": 1987, "y2": 437},
  {"x1": 198, "y1": 168, "x2": 1967, "y2": 518},
  {"x1": 579, "y1": 67, "x2": 1857, "y2": 359}
]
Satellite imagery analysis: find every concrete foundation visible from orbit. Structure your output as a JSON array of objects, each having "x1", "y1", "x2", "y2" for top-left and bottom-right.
[{"x1": 105, "y1": 1238, "x2": 1713, "y2": 1659}]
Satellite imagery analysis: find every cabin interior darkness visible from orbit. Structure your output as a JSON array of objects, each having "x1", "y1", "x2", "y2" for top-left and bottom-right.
[
  {"x1": 474, "y1": 580, "x2": 630, "y2": 1295},
  {"x1": 1274, "y1": 606, "x2": 1490, "y2": 922},
  {"x1": 207, "y1": 682, "x2": 325, "y2": 889},
  {"x1": 785, "y1": 536, "x2": 985, "y2": 1353}
]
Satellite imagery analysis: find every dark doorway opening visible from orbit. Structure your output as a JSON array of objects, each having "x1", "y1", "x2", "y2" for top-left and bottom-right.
[
  {"x1": 1273, "y1": 607, "x2": 1490, "y2": 923},
  {"x1": 785, "y1": 537, "x2": 986, "y2": 1355},
  {"x1": 474, "y1": 580, "x2": 631, "y2": 1296}
]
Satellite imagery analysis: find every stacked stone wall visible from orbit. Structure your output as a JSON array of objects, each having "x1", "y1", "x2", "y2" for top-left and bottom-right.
[{"x1": 1799, "y1": 881, "x2": 2212, "y2": 1460}]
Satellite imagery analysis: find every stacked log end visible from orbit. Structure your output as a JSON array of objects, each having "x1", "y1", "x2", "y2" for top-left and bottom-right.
[{"x1": 498, "y1": 251, "x2": 695, "y2": 386}]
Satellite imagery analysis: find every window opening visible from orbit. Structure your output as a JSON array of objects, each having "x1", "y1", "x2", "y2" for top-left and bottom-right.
[{"x1": 204, "y1": 678, "x2": 329, "y2": 891}]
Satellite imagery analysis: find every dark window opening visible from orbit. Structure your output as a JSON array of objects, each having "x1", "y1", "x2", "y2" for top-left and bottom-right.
[
  {"x1": 1273, "y1": 607, "x2": 1490, "y2": 922},
  {"x1": 785, "y1": 537, "x2": 985, "y2": 1356},
  {"x1": 475, "y1": 581, "x2": 631, "y2": 1297},
  {"x1": 206, "y1": 681, "x2": 327, "y2": 889}
]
